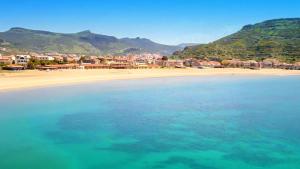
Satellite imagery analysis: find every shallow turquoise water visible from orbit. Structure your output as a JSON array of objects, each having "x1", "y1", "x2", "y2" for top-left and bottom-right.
[{"x1": 0, "y1": 76, "x2": 300, "y2": 169}]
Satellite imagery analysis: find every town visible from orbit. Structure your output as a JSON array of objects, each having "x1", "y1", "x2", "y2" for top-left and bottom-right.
[{"x1": 1, "y1": 52, "x2": 300, "y2": 71}]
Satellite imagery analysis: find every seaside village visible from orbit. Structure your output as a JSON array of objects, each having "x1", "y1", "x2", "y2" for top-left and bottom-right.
[{"x1": 1, "y1": 51, "x2": 300, "y2": 71}]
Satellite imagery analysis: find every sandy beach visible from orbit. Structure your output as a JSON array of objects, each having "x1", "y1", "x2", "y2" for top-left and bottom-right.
[{"x1": 0, "y1": 68, "x2": 300, "y2": 92}]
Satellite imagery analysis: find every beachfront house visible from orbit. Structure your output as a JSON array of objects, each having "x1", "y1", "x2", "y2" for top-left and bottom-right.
[
  {"x1": 15, "y1": 55, "x2": 31, "y2": 65},
  {"x1": 36, "y1": 55, "x2": 55, "y2": 61},
  {"x1": 0, "y1": 55, "x2": 14, "y2": 65},
  {"x1": 134, "y1": 58, "x2": 149, "y2": 68},
  {"x1": 35, "y1": 56, "x2": 54, "y2": 61},
  {"x1": 0, "y1": 58, "x2": 12, "y2": 65},
  {"x1": 165, "y1": 60, "x2": 184, "y2": 68},
  {"x1": 53, "y1": 56, "x2": 64, "y2": 62}
]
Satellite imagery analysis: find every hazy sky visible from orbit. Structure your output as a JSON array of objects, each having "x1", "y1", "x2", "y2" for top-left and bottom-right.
[{"x1": 0, "y1": 0, "x2": 299, "y2": 45}]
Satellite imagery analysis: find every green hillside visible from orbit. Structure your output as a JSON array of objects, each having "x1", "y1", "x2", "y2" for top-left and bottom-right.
[
  {"x1": 0, "y1": 28, "x2": 181, "y2": 55},
  {"x1": 174, "y1": 18, "x2": 300, "y2": 63}
]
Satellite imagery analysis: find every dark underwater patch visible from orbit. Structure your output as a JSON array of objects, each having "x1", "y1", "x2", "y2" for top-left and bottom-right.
[
  {"x1": 155, "y1": 156, "x2": 217, "y2": 169},
  {"x1": 223, "y1": 148, "x2": 284, "y2": 167}
]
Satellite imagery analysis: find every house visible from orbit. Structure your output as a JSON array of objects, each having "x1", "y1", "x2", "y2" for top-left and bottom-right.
[
  {"x1": 15, "y1": 55, "x2": 31, "y2": 65},
  {"x1": 0, "y1": 47, "x2": 7, "y2": 52},
  {"x1": 36, "y1": 55, "x2": 55, "y2": 61},
  {"x1": 53, "y1": 56, "x2": 64, "y2": 62},
  {"x1": 0, "y1": 56, "x2": 14, "y2": 65},
  {"x1": 166, "y1": 60, "x2": 184, "y2": 68},
  {"x1": 134, "y1": 58, "x2": 149, "y2": 68}
]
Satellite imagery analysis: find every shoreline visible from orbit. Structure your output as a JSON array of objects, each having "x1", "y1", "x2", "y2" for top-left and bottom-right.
[{"x1": 1, "y1": 68, "x2": 300, "y2": 92}]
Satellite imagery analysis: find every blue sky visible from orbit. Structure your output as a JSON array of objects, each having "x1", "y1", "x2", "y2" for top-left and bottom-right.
[{"x1": 0, "y1": 0, "x2": 299, "y2": 45}]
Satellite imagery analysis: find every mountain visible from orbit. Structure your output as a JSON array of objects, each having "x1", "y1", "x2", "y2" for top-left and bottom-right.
[
  {"x1": 174, "y1": 18, "x2": 300, "y2": 63},
  {"x1": 177, "y1": 43, "x2": 200, "y2": 48},
  {"x1": 0, "y1": 28, "x2": 181, "y2": 55}
]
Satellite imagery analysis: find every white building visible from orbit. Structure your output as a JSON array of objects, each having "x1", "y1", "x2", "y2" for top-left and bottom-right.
[
  {"x1": 36, "y1": 55, "x2": 55, "y2": 61},
  {"x1": 15, "y1": 55, "x2": 31, "y2": 65}
]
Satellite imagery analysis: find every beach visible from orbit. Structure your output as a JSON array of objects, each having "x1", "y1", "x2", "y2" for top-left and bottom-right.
[{"x1": 1, "y1": 68, "x2": 300, "y2": 92}]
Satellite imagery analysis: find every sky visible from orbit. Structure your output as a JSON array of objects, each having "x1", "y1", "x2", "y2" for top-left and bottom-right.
[{"x1": 0, "y1": 0, "x2": 300, "y2": 45}]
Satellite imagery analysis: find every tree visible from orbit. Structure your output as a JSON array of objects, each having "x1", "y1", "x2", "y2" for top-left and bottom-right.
[
  {"x1": 27, "y1": 58, "x2": 40, "y2": 69},
  {"x1": 162, "y1": 56, "x2": 168, "y2": 61}
]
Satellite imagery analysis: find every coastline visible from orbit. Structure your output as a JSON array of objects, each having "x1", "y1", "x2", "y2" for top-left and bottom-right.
[{"x1": 1, "y1": 68, "x2": 300, "y2": 92}]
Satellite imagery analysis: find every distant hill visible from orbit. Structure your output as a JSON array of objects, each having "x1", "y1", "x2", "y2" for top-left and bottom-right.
[
  {"x1": 174, "y1": 18, "x2": 300, "y2": 63},
  {"x1": 0, "y1": 28, "x2": 181, "y2": 55},
  {"x1": 177, "y1": 43, "x2": 200, "y2": 48}
]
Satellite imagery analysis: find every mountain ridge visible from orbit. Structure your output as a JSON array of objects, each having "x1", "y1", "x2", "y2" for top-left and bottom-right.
[{"x1": 0, "y1": 27, "x2": 182, "y2": 55}]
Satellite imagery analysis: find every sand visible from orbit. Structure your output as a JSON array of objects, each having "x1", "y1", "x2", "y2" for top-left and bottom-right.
[{"x1": 0, "y1": 68, "x2": 300, "y2": 92}]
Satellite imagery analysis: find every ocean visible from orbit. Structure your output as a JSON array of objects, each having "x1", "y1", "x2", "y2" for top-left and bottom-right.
[{"x1": 0, "y1": 76, "x2": 300, "y2": 169}]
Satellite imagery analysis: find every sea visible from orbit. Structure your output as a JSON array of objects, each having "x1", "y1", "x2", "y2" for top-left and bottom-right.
[{"x1": 0, "y1": 76, "x2": 300, "y2": 169}]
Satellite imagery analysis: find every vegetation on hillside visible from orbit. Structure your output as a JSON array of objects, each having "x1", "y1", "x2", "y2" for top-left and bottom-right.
[
  {"x1": 0, "y1": 28, "x2": 181, "y2": 55},
  {"x1": 174, "y1": 18, "x2": 300, "y2": 63}
]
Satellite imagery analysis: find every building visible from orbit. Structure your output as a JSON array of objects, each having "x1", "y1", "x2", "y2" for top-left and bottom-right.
[
  {"x1": 15, "y1": 55, "x2": 31, "y2": 65},
  {"x1": 0, "y1": 56, "x2": 13, "y2": 65},
  {"x1": 53, "y1": 56, "x2": 64, "y2": 62},
  {"x1": 165, "y1": 60, "x2": 184, "y2": 68},
  {"x1": 0, "y1": 47, "x2": 7, "y2": 52},
  {"x1": 36, "y1": 55, "x2": 55, "y2": 61},
  {"x1": 134, "y1": 58, "x2": 148, "y2": 68}
]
